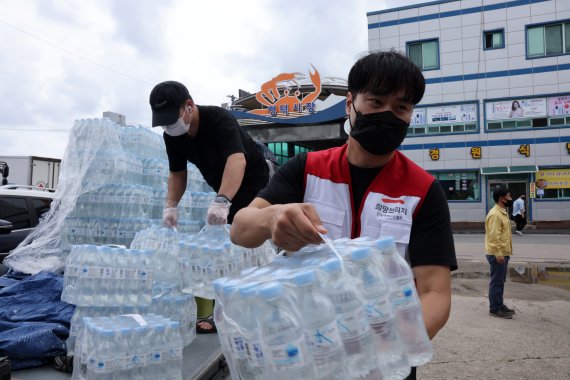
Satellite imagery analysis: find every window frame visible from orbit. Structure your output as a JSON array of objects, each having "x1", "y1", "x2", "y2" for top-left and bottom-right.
[
  {"x1": 0, "y1": 196, "x2": 34, "y2": 229},
  {"x1": 483, "y1": 28, "x2": 505, "y2": 50},
  {"x1": 525, "y1": 19, "x2": 570, "y2": 60},
  {"x1": 429, "y1": 170, "x2": 483, "y2": 203},
  {"x1": 531, "y1": 168, "x2": 570, "y2": 201},
  {"x1": 406, "y1": 38, "x2": 440, "y2": 71},
  {"x1": 407, "y1": 100, "x2": 480, "y2": 138},
  {"x1": 484, "y1": 92, "x2": 570, "y2": 133}
]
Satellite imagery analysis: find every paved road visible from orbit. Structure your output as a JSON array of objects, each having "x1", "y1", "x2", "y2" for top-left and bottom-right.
[
  {"x1": 418, "y1": 234, "x2": 570, "y2": 379},
  {"x1": 453, "y1": 234, "x2": 570, "y2": 263}
]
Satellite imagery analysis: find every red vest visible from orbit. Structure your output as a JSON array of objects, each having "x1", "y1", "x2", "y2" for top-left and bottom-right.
[{"x1": 303, "y1": 145, "x2": 434, "y2": 253}]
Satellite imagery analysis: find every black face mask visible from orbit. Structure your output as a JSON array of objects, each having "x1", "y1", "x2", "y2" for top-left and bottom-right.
[
  {"x1": 349, "y1": 104, "x2": 410, "y2": 155},
  {"x1": 504, "y1": 199, "x2": 513, "y2": 208}
]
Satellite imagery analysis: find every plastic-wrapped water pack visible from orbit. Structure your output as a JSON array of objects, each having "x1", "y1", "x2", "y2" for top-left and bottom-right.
[
  {"x1": 5, "y1": 118, "x2": 212, "y2": 274},
  {"x1": 214, "y1": 236, "x2": 433, "y2": 380}
]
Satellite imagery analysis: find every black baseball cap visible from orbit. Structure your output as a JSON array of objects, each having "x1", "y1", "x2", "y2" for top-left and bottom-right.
[{"x1": 149, "y1": 81, "x2": 192, "y2": 127}]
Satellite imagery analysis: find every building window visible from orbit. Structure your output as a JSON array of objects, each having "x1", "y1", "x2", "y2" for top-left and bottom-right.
[
  {"x1": 483, "y1": 29, "x2": 505, "y2": 50},
  {"x1": 431, "y1": 171, "x2": 481, "y2": 201},
  {"x1": 527, "y1": 21, "x2": 570, "y2": 58},
  {"x1": 408, "y1": 102, "x2": 478, "y2": 136},
  {"x1": 407, "y1": 39, "x2": 439, "y2": 70},
  {"x1": 485, "y1": 95, "x2": 570, "y2": 131},
  {"x1": 540, "y1": 188, "x2": 570, "y2": 200},
  {"x1": 267, "y1": 143, "x2": 313, "y2": 165}
]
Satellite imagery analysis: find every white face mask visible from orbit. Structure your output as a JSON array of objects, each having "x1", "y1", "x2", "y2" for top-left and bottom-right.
[{"x1": 161, "y1": 107, "x2": 190, "y2": 136}]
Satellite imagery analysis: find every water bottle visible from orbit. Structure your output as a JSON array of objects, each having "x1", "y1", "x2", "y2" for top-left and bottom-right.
[
  {"x1": 92, "y1": 328, "x2": 117, "y2": 378},
  {"x1": 221, "y1": 282, "x2": 252, "y2": 377},
  {"x1": 97, "y1": 246, "x2": 114, "y2": 306},
  {"x1": 166, "y1": 321, "x2": 183, "y2": 380},
  {"x1": 351, "y1": 247, "x2": 410, "y2": 379},
  {"x1": 258, "y1": 282, "x2": 316, "y2": 380},
  {"x1": 213, "y1": 278, "x2": 240, "y2": 380},
  {"x1": 293, "y1": 269, "x2": 348, "y2": 380},
  {"x1": 236, "y1": 283, "x2": 267, "y2": 379},
  {"x1": 320, "y1": 258, "x2": 382, "y2": 379},
  {"x1": 79, "y1": 245, "x2": 99, "y2": 305},
  {"x1": 376, "y1": 237, "x2": 433, "y2": 367}
]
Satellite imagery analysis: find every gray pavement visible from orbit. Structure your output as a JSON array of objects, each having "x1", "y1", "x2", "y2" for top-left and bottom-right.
[
  {"x1": 418, "y1": 234, "x2": 570, "y2": 380},
  {"x1": 453, "y1": 233, "x2": 570, "y2": 264}
]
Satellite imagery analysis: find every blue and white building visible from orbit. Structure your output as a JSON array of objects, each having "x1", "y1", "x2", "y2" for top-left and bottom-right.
[{"x1": 368, "y1": 0, "x2": 570, "y2": 222}]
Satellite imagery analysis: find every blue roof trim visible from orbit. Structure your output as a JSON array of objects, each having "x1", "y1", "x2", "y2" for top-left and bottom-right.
[
  {"x1": 401, "y1": 135, "x2": 569, "y2": 151},
  {"x1": 368, "y1": 0, "x2": 549, "y2": 29},
  {"x1": 424, "y1": 64, "x2": 566, "y2": 85},
  {"x1": 231, "y1": 100, "x2": 346, "y2": 125}
]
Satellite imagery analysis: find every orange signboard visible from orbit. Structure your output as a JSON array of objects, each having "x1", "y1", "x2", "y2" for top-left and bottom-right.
[{"x1": 249, "y1": 65, "x2": 321, "y2": 117}]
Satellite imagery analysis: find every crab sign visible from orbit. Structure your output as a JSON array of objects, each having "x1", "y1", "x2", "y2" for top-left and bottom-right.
[{"x1": 250, "y1": 64, "x2": 322, "y2": 116}]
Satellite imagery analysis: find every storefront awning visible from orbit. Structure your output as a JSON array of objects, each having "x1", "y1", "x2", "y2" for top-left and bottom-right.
[{"x1": 480, "y1": 165, "x2": 539, "y2": 175}]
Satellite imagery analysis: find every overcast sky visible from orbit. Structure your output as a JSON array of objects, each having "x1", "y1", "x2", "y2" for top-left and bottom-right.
[{"x1": 0, "y1": 0, "x2": 425, "y2": 159}]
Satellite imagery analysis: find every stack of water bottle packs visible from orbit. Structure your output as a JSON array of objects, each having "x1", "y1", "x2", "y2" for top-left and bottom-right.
[
  {"x1": 72, "y1": 314, "x2": 183, "y2": 380},
  {"x1": 63, "y1": 118, "x2": 215, "y2": 247},
  {"x1": 131, "y1": 224, "x2": 276, "y2": 300},
  {"x1": 61, "y1": 244, "x2": 154, "y2": 307},
  {"x1": 213, "y1": 236, "x2": 432, "y2": 380},
  {"x1": 63, "y1": 227, "x2": 199, "y2": 358}
]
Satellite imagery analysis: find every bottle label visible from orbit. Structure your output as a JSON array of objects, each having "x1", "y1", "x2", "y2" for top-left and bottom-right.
[
  {"x1": 94, "y1": 357, "x2": 118, "y2": 374},
  {"x1": 336, "y1": 307, "x2": 370, "y2": 340},
  {"x1": 70, "y1": 323, "x2": 80, "y2": 336},
  {"x1": 365, "y1": 297, "x2": 393, "y2": 323},
  {"x1": 167, "y1": 347, "x2": 183, "y2": 361},
  {"x1": 392, "y1": 285, "x2": 418, "y2": 311},
  {"x1": 268, "y1": 336, "x2": 309, "y2": 372},
  {"x1": 244, "y1": 339, "x2": 265, "y2": 367},
  {"x1": 150, "y1": 350, "x2": 163, "y2": 364},
  {"x1": 230, "y1": 335, "x2": 248, "y2": 359},
  {"x1": 304, "y1": 320, "x2": 343, "y2": 355},
  {"x1": 178, "y1": 262, "x2": 189, "y2": 273},
  {"x1": 117, "y1": 267, "x2": 126, "y2": 280}
]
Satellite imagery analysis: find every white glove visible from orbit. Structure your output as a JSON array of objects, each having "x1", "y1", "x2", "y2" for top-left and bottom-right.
[
  {"x1": 206, "y1": 195, "x2": 232, "y2": 225},
  {"x1": 162, "y1": 206, "x2": 178, "y2": 227}
]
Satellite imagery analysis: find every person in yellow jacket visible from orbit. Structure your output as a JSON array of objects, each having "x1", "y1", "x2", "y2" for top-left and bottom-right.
[{"x1": 485, "y1": 185, "x2": 515, "y2": 319}]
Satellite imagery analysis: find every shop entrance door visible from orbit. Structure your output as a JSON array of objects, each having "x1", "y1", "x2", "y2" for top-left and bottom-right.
[{"x1": 488, "y1": 181, "x2": 528, "y2": 218}]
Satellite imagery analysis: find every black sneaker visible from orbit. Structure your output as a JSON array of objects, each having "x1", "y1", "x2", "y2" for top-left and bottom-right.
[
  {"x1": 489, "y1": 309, "x2": 513, "y2": 319},
  {"x1": 502, "y1": 305, "x2": 515, "y2": 314}
]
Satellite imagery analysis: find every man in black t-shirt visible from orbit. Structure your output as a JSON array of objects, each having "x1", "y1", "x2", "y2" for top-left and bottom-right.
[
  {"x1": 231, "y1": 52, "x2": 457, "y2": 379},
  {"x1": 149, "y1": 81, "x2": 269, "y2": 333},
  {"x1": 149, "y1": 81, "x2": 269, "y2": 226}
]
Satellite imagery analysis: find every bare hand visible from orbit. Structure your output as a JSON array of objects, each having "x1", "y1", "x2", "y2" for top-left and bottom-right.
[
  {"x1": 268, "y1": 203, "x2": 328, "y2": 252},
  {"x1": 496, "y1": 255, "x2": 505, "y2": 264}
]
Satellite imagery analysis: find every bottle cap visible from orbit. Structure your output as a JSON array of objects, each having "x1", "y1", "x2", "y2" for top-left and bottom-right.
[
  {"x1": 321, "y1": 258, "x2": 342, "y2": 273},
  {"x1": 259, "y1": 282, "x2": 283, "y2": 299},
  {"x1": 239, "y1": 282, "x2": 259, "y2": 298},
  {"x1": 375, "y1": 236, "x2": 395, "y2": 251},
  {"x1": 294, "y1": 269, "x2": 316, "y2": 286},
  {"x1": 351, "y1": 247, "x2": 371, "y2": 261}
]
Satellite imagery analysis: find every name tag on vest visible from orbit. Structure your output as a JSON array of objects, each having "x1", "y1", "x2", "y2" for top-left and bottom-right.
[{"x1": 361, "y1": 193, "x2": 420, "y2": 245}]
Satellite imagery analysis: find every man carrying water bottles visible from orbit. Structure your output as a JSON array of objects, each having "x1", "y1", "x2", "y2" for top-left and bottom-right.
[
  {"x1": 149, "y1": 80, "x2": 269, "y2": 333},
  {"x1": 231, "y1": 51, "x2": 457, "y2": 379}
]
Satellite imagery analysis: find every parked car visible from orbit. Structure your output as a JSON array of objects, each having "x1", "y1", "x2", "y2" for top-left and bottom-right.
[{"x1": 0, "y1": 185, "x2": 55, "y2": 259}]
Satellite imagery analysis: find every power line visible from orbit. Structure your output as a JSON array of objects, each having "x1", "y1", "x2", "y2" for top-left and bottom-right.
[{"x1": 0, "y1": 15, "x2": 156, "y2": 86}]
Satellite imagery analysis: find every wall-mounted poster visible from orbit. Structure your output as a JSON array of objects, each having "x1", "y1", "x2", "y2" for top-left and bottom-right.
[
  {"x1": 547, "y1": 95, "x2": 570, "y2": 116},
  {"x1": 486, "y1": 98, "x2": 547, "y2": 120},
  {"x1": 426, "y1": 104, "x2": 477, "y2": 125},
  {"x1": 410, "y1": 108, "x2": 426, "y2": 126}
]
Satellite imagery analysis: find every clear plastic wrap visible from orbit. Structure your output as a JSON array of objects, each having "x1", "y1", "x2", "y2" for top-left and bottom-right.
[{"x1": 5, "y1": 118, "x2": 167, "y2": 274}]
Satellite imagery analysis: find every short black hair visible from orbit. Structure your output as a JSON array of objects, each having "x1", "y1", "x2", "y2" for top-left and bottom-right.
[
  {"x1": 492, "y1": 185, "x2": 511, "y2": 203},
  {"x1": 348, "y1": 50, "x2": 425, "y2": 105}
]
